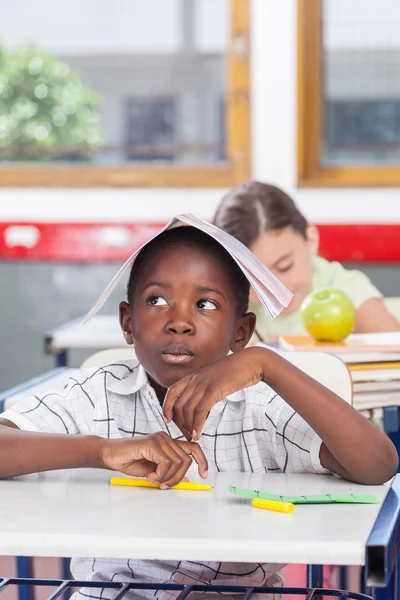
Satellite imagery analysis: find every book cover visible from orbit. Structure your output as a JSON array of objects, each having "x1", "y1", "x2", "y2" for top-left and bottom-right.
[
  {"x1": 278, "y1": 332, "x2": 400, "y2": 358},
  {"x1": 84, "y1": 213, "x2": 293, "y2": 324}
]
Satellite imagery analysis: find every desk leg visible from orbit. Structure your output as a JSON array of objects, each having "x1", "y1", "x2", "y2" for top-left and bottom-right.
[
  {"x1": 55, "y1": 351, "x2": 68, "y2": 368},
  {"x1": 383, "y1": 407, "x2": 400, "y2": 435},
  {"x1": 62, "y1": 558, "x2": 71, "y2": 600},
  {"x1": 369, "y1": 553, "x2": 398, "y2": 600},
  {"x1": 371, "y1": 566, "x2": 397, "y2": 599},
  {"x1": 306, "y1": 565, "x2": 323, "y2": 588},
  {"x1": 307, "y1": 565, "x2": 323, "y2": 600},
  {"x1": 385, "y1": 418, "x2": 400, "y2": 600},
  {"x1": 383, "y1": 407, "x2": 400, "y2": 474},
  {"x1": 339, "y1": 566, "x2": 347, "y2": 590},
  {"x1": 16, "y1": 557, "x2": 33, "y2": 600}
]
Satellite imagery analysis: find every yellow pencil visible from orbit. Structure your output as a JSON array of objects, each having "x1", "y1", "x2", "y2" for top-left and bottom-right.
[
  {"x1": 252, "y1": 498, "x2": 294, "y2": 514},
  {"x1": 110, "y1": 477, "x2": 213, "y2": 491}
]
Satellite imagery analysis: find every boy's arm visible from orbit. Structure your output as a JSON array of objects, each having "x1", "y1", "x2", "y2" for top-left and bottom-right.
[
  {"x1": 0, "y1": 419, "x2": 102, "y2": 476},
  {"x1": 0, "y1": 420, "x2": 208, "y2": 488},
  {"x1": 164, "y1": 347, "x2": 398, "y2": 485}
]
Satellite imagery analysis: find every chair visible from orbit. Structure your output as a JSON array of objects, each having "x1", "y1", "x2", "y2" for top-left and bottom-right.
[
  {"x1": 271, "y1": 349, "x2": 353, "y2": 404},
  {"x1": 81, "y1": 347, "x2": 353, "y2": 404}
]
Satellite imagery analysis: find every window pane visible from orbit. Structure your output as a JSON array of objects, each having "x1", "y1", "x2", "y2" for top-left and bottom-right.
[
  {"x1": 0, "y1": 0, "x2": 229, "y2": 165},
  {"x1": 322, "y1": 0, "x2": 400, "y2": 166}
]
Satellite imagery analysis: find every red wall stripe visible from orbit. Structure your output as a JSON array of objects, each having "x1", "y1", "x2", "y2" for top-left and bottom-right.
[
  {"x1": 318, "y1": 224, "x2": 400, "y2": 263},
  {"x1": 0, "y1": 222, "x2": 164, "y2": 262},
  {"x1": 0, "y1": 222, "x2": 399, "y2": 263}
]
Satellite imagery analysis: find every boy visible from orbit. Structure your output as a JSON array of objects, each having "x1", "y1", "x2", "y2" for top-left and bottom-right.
[{"x1": 0, "y1": 224, "x2": 397, "y2": 600}]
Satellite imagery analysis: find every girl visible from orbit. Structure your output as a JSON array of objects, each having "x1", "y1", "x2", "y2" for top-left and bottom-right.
[{"x1": 214, "y1": 181, "x2": 400, "y2": 341}]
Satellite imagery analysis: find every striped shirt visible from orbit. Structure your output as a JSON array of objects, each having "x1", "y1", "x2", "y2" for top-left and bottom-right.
[{"x1": 1, "y1": 359, "x2": 326, "y2": 600}]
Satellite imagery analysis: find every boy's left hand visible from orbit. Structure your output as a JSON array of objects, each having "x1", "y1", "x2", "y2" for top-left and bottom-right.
[{"x1": 163, "y1": 348, "x2": 263, "y2": 440}]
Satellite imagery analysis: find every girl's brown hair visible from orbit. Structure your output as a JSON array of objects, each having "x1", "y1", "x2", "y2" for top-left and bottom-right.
[{"x1": 214, "y1": 181, "x2": 308, "y2": 248}]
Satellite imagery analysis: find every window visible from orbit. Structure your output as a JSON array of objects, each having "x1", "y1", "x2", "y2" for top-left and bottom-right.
[
  {"x1": 298, "y1": 0, "x2": 400, "y2": 186},
  {"x1": 0, "y1": 0, "x2": 250, "y2": 187},
  {"x1": 125, "y1": 97, "x2": 177, "y2": 161}
]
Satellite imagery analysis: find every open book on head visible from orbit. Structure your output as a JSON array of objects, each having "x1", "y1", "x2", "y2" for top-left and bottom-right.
[{"x1": 84, "y1": 213, "x2": 293, "y2": 324}]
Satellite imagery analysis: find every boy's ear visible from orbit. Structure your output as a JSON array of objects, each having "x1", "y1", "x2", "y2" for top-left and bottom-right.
[
  {"x1": 119, "y1": 301, "x2": 134, "y2": 345},
  {"x1": 230, "y1": 312, "x2": 257, "y2": 352}
]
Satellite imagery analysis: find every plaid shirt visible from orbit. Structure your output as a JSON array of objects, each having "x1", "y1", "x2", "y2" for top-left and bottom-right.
[{"x1": 1, "y1": 359, "x2": 326, "y2": 600}]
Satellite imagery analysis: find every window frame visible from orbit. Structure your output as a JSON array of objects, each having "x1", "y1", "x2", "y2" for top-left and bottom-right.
[
  {"x1": 0, "y1": 0, "x2": 251, "y2": 188},
  {"x1": 297, "y1": 0, "x2": 400, "y2": 187}
]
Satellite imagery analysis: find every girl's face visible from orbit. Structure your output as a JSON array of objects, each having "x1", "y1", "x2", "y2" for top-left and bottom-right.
[{"x1": 249, "y1": 226, "x2": 318, "y2": 314}]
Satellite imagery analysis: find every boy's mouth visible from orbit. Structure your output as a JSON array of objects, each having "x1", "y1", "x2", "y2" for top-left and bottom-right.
[{"x1": 161, "y1": 343, "x2": 194, "y2": 365}]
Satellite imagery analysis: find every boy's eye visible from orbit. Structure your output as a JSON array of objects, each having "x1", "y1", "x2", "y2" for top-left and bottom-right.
[
  {"x1": 197, "y1": 299, "x2": 218, "y2": 311},
  {"x1": 146, "y1": 295, "x2": 168, "y2": 307}
]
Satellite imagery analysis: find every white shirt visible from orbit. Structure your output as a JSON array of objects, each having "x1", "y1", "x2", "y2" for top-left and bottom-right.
[{"x1": 1, "y1": 359, "x2": 326, "y2": 600}]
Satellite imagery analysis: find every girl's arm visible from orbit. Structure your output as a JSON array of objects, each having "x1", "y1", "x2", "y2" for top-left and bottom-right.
[{"x1": 355, "y1": 298, "x2": 400, "y2": 333}]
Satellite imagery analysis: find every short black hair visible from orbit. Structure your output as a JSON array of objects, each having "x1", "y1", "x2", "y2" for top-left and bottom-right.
[{"x1": 127, "y1": 226, "x2": 250, "y2": 315}]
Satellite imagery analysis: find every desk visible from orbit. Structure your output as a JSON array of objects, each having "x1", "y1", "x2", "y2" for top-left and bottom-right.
[
  {"x1": 0, "y1": 470, "x2": 398, "y2": 599},
  {"x1": 44, "y1": 316, "x2": 124, "y2": 366},
  {"x1": 0, "y1": 369, "x2": 76, "y2": 413},
  {"x1": 0, "y1": 470, "x2": 388, "y2": 565}
]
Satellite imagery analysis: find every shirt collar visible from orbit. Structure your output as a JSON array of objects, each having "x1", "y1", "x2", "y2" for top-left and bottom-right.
[
  {"x1": 226, "y1": 389, "x2": 246, "y2": 402},
  {"x1": 107, "y1": 359, "x2": 247, "y2": 405},
  {"x1": 208, "y1": 388, "x2": 246, "y2": 418},
  {"x1": 107, "y1": 361, "x2": 150, "y2": 396}
]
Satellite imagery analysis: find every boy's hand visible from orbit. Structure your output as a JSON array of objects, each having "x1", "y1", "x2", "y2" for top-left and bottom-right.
[
  {"x1": 99, "y1": 432, "x2": 208, "y2": 489},
  {"x1": 163, "y1": 348, "x2": 264, "y2": 440}
]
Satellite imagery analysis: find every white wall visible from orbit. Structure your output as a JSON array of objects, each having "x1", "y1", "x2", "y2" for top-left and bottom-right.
[{"x1": 1, "y1": 0, "x2": 400, "y2": 225}]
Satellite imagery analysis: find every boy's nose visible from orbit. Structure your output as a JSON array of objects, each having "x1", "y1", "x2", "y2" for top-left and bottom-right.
[
  {"x1": 165, "y1": 304, "x2": 195, "y2": 335},
  {"x1": 167, "y1": 321, "x2": 194, "y2": 335}
]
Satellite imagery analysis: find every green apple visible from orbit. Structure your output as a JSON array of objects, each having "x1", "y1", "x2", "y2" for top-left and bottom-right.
[{"x1": 300, "y1": 288, "x2": 356, "y2": 342}]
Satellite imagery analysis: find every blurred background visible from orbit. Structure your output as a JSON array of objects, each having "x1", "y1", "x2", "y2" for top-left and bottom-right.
[{"x1": 1, "y1": 0, "x2": 400, "y2": 388}]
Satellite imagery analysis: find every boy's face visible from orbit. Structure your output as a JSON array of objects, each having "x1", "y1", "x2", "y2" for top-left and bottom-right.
[{"x1": 119, "y1": 245, "x2": 255, "y2": 399}]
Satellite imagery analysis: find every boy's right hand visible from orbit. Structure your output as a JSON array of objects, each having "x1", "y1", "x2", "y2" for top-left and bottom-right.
[{"x1": 98, "y1": 432, "x2": 208, "y2": 489}]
